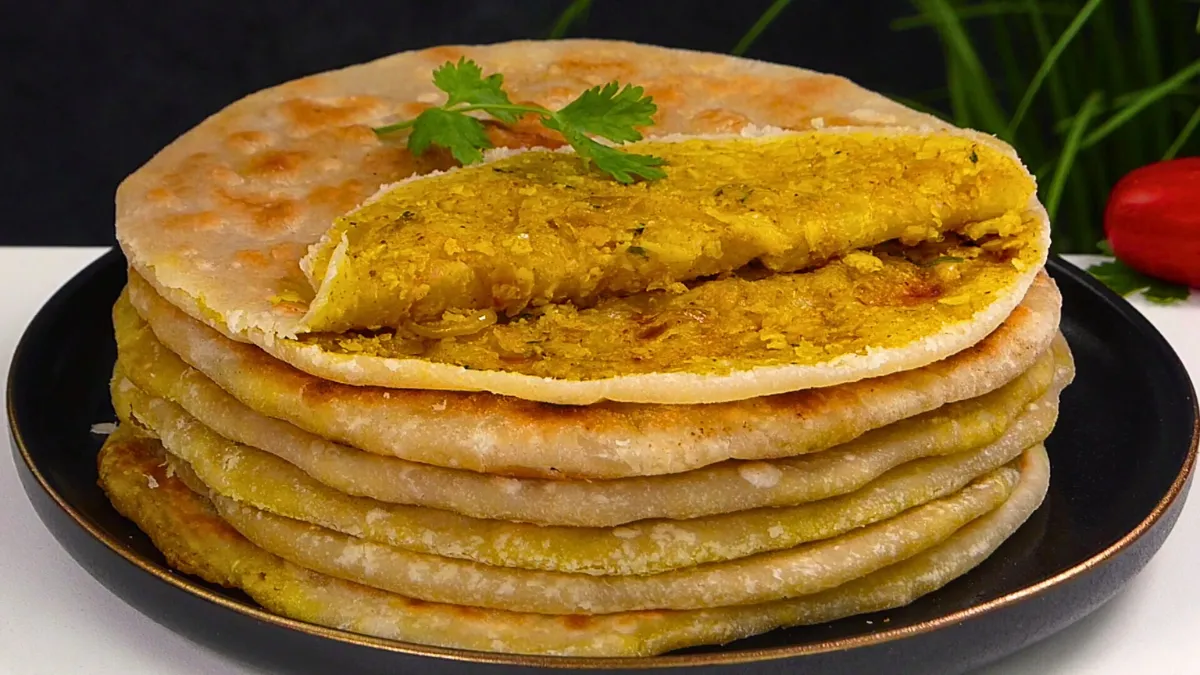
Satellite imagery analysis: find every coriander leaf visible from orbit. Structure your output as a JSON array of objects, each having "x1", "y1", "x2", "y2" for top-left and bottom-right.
[
  {"x1": 432, "y1": 58, "x2": 520, "y2": 123},
  {"x1": 408, "y1": 108, "x2": 491, "y2": 165},
  {"x1": 1144, "y1": 283, "x2": 1191, "y2": 304},
  {"x1": 565, "y1": 130, "x2": 666, "y2": 184},
  {"x1": 547, "y1": 82, "x2": 657, "y2": 143},
  {"x1": 1087, "y1": 259, "x2": 1190, "y2": 305},
  {"x1": 1096, "y1": 239, "x2": 1115, "y2": 256}
]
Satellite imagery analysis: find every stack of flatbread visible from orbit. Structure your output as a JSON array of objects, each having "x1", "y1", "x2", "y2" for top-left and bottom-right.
[{"x1": 101, "y1": 40, "x2": 1072, "y2": 657}]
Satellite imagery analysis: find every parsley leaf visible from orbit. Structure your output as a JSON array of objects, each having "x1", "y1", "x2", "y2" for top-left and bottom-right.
[
  {"x1": 409, "y1": 107, "x2": 491, "y2": 165},
  {"x1": 1087, "y1": 259, "x2": 1190, "y2": 305},
  {"x1": 431, "y1": 58, "x2": 519, "y2": 123},
  {"x1": 561, "y1": 129, "x2": 667, "y2": 184},
  {"x1": 546, "y1": 82, "x2": 657, "y2": 143},
  {"x1": 375, "y1": 59, "x2": 666, "y2": 183}
]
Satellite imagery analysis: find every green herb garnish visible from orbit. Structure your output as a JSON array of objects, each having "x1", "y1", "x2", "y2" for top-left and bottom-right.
[
  {"x1": 375, "y1": 58, "x2": 666, "y2": 184},
  {"x1": 1088, "y1": 258, "x2": 1189, "y2": 305}
]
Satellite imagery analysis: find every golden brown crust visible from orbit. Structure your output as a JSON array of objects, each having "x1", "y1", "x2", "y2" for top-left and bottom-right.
[
  {"x1": 97, "y1": 430, "x2": 1051, "y2": 656},
  {"x1": 124, "y1": 272, "x2": 1061, "y2": 478}
]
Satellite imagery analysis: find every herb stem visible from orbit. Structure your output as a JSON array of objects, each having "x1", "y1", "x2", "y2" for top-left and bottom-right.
[
  {"x1": 454, "y1": 103, "x2": 552, "y2": 117},
  {"x1": 372, "y1": 119, "x2": 417, "y2": 136}
]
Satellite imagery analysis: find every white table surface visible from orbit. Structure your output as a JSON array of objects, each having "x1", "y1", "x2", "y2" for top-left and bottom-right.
[{"x1": 0, "y1": 247, "x2": 1196, "y2": 675}]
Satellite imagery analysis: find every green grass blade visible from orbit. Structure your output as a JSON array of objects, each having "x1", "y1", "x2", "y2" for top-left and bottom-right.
[
  {"x1": 913, "y1": 0, "x2": 1009, "y2": 135},
  {"x1": 1082, "y1": 59, "x2": 1200, "y2": 150},
  {"x1": 732, "y1": 0, "x2": 793, "y2": 56},
  {"x1": 1164, "y1": 105, "x2": 1200, "y2": 160},
  {"x1": 1007, "y1": 0, "x2": 1104, "y2": 136},
  {"x1": 991, "y1": 14, "x2": 1027, "y2": 101},
  {"x1": 1053, "y1": 85, "x2": 1200, "y2": 133},
  {"x1": 1024, "y1": 0, "x2": 1071, "y2": 120},
  {"x1": 946, "y1": 54, "x2": 973, "y2": 127},
  {"x1": 547, "y1": 0, "x2": 592, "y2": 39},
  {"x1": 1132, "y1": 0, "x2": 1165, "y2": 84},
  {"x1": 890, "y1": 1, "x2": 1073, "y2": 31},
  {"x1": 1092, "y1": 2, "x2": 1141, "y2": 170},
  {"x1": 1045, "y1": 91, "x2": 1103, "y2": 223}
]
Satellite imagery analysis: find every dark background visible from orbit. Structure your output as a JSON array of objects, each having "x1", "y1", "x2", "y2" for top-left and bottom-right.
[{"x1": 2, "y1": 0, "x2": 943, "y2": 246}]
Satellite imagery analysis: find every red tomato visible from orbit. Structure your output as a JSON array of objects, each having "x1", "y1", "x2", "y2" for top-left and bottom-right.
[{"x1": 1104, "y1": 157, "x2": 1200, "y2": 288}]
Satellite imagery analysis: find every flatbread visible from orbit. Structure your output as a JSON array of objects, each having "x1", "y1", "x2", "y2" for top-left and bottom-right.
[
  {"x1": 118, "y1": 39, "x2": 949, "y2": 340},
  {"x1": 212, "y1": 463, "x2": 1015, "y2": 614},
  {"x1": 301, "y1": 130, "x2": 1035, "y2": 330},
  {"x1": 115, "y1": 39, "x2": 1047, "y2": 404},
  {"x1": 115, "y1": 289, "x2": 1072, "y2": 524},
  {"x1": 122, "y1": 273, "x2": 1061, "y2": 478},
  {"x1": 98, "y1": 429, "x2": 1049, "y2": 655},
  {"x1": 114, "y1": 372, "x2": 1057, "y2": 575},
  {"x1": 282, "y1": 204, "x2": 1046, "y2": 404}
]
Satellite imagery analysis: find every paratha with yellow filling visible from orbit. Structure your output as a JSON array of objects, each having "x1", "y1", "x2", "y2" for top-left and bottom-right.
[
  {"x1": 115, "y1": 288, "x2": 1073, "y2": 526},
  {"x1": 301, "y1": 130, "x2": 1034, "y2": 332},
  {"x1": 124, "y1": 273, "x2": 1061, "y2": 478},
  {"x1": 99, "y1": 429, "x2": 1050, "y2": 657},
  {"x1": 115, "y1": 39, "x2": 1047, "y2": 404},
  {"x1": 213, "y1": 462, "x2": 1016, "y2": 614},
  {"x1": 114, "y1": 372, "x2": 1059, "y2": 575}
]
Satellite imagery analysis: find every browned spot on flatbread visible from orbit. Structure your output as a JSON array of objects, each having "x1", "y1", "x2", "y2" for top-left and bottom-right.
[
  {"x1": 483, "y1": 117, "x2": 566, "y2": 150},
  {"x1": 216, "y1": 190, "x2": 304, "y2": 237},
  {"x1": 400, "y1": 101, "x2": 433, "y2": 118},
  {"x1": 278, "y1": 96, "x2": 386, "y2": 135},
  {"x1": 144, "y1": 187, "x2": 181, "y2": 208},
  {"x1": 162, "y1": 211, "x2": 223, "y2": 233},
  {"x1": 269, "y1": 242, "x2": 307, "y2": 262},
  {"x1": 225, "y1": 130, "x2": 273, "y2": 154},
  {"x1": 420, "y1": 45, "x2": 467, "y2": 63},
  {"x1": 561, "y1": 614, "x2": 596, "y2": 631},
  {"x1": 244, "y1": 150, "x2": 312, "y2": 181},
  {"x1": 643, "y1": 81, "x2": 685, "y2": 109},
  {"x1": 308, "y1": 180, "x2": 371, "y2": 215},
  {"x1": 299, "y1": 377, "x2": 341, "y2": 406},
  {"x1": 550, "y1": 57, "x2": 637, "y2": 84},
  {"x1": 234, "y1": 249, "x2": 271, "y2": 269},
  {"x1": 690, "y1": 108, "x2": 753, "y2": 134}
]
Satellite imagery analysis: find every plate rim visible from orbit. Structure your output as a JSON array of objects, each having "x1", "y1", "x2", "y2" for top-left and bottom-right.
[{"x1": 7, "y1": 250, "x2": 1199, "y2": 670}]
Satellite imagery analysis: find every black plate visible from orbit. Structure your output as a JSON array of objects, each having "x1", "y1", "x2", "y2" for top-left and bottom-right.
[{"x1": 8, "y1": 250, "x2": 1198, "y2": 674}]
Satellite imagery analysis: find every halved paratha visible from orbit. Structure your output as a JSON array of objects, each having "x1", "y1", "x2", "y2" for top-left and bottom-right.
[
  {"x1": 116, "y1": 40, "x2": 1047, "y2": 404},
  {"x1": 301, "y1": 130, "x2": 1034, "y2": 331}
]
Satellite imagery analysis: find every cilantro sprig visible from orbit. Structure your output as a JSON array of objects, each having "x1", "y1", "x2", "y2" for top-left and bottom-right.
[
  {"x1": 1087, "y1": 241, "x2": 1190, "y2": 305},
  {"x1": 375, "y1": 58, "x2": 666, "y2": 183}
]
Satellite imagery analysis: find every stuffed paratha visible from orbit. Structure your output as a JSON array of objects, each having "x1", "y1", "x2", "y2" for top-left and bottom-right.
[
  {"x1": 98, "y1": 429, "x2": 1049, "y2": 655},
  {"x1": 115, "y1": 40, "x2": 1047, "y2": 404},
  {"x1": 115, "y1": 372, "x2": 1058, "y2": 575},
  {"x1": 123, "y1": 273, "x2": 1061, "y2": 478}
]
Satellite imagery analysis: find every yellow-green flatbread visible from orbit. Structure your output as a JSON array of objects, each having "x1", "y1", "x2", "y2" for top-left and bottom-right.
[
  {"x1": 98, "y1": 429, "x2": 1051, "y2": 656},
  {"x1": 208, "y1": 463, "x2": 1014, "y2": 614},
  {"x1": 114, "y1": 371, "x2": 1058, "y2": 575},
  {"x1": 121, "y1": 274, "x2": 1062, "y2": 479}
]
